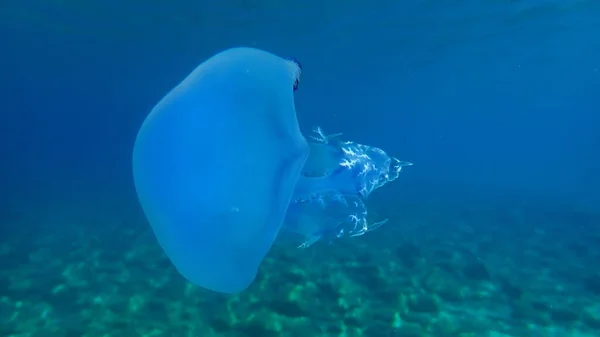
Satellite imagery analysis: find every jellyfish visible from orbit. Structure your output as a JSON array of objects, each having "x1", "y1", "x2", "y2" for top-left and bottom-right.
[
  {"x1": 132, "y1": 47, "x2": 309, "y2": 294},
  {"x1": 282, "y1": 127, "x2": 413, "y2": 248},
  {"x1": 133, "y1": 47, "x2": 412, "y2": 294}
]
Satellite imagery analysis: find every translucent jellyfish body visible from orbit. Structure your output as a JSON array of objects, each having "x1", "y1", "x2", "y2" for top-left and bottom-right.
[{"x1": 132, "y1": 47, "x2": 308, "y2": 294}]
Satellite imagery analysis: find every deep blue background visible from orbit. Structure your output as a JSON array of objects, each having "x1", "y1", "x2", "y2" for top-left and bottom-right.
[{"x1": 1, "y1": 0, "x2": 599, "y2": 214}]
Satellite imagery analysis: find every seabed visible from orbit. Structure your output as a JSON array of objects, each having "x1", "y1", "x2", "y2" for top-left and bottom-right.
[{"x1": 1, "y1": 197, "x2": 599, "y2": 337}]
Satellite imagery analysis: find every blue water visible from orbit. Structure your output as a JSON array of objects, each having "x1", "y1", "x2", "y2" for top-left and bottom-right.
[{"x1": 1, "y1": 1, "x2": 599, "y2": 336}]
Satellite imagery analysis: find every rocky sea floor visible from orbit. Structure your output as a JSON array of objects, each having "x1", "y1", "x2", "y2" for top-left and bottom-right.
[{"x1": 1, "y1": 196, "x2": 599, "y2": 337}]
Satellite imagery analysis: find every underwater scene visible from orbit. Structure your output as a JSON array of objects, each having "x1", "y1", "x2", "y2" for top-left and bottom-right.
[{"x1": 1, "y1": 1, "x2": 600, "y2": 336}]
